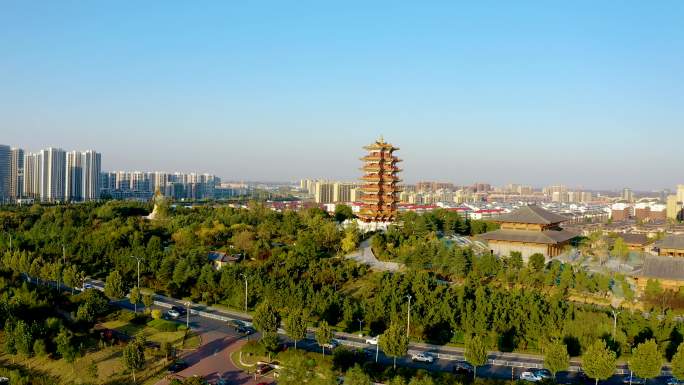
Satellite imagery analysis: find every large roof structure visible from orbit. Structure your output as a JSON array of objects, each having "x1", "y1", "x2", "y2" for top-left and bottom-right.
[
  {"x1": 493, "y1": 204, "x2": 569, "y2": 225},
  {"x1": 639, "y1": 255, "x2": 684, "y2": 281},
  {"x1": 654, "y1": 235, "x2": 684, "y2": 250},
  {"x1": 479, "y1": 229, "x2": 577, "y2": 244}
]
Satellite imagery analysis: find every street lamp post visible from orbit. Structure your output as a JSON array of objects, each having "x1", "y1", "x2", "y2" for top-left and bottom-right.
[
  {"x1": 129, "y1": 256, "x2": 144, "y2": 313},
  {"x1": 375, "y1": 335, "x2": 380, "y2": 363},
  {"x1": 240, "y1": 273, "x2": 248, "y2": 312},
  {"x1": 406, "y1": 294, "x2": 412, "y2": 339},
  {"x1": 185, "y1": 302, "x2": 191, "y2": 329},
  {"x1": 611, "y1": 309, "x2": 621, "y2": 337},
  {"x1": 357, "y1": 318, "x2": 363, "y2": 333}
]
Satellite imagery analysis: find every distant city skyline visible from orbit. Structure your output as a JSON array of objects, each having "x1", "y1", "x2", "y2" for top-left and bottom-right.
[{"x1": 2, "y1": 2, "x2": 683, "y2": 190}]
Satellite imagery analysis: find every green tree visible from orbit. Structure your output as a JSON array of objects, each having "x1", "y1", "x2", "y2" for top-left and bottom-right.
[
  {"x1": 160, "y1": 341, "x2": 173, "y2": 362},
  {"x1": 55, "y1": 327, "x2": 77, "y2": 363},
  {"x1": 142, "y1": 293, "x2": 153, "y2": 313},
  {"x1": 529, "y1": 253, "x2": 546, "y2": 271},
  {"x1": 335, "y1": 205, "x2": 355, "y2": 223},
  {"x1": 341, "y1": 224, "x2": 360, "y2": 254},
  {"x1": 671, "y1": 342, "x2": 684, "y2": 380},
  {"x1": 464, "y1": 335, "x2": 488, "y2": 378},
  {"x1": 253, "y1": 301, "x2": 279, "y2": 334},
  {"x1": 612, "y1": 237, "x2": 630, "y2": 261},
  {"x1": 408, "y1": 376, "x2": 434, "y2": 385},
  {"x1": 33, "y1": 339, "x2": 47, "y2": 357},
  {"x1": 104, "y1": 270, "x2": 125, "y2": 299},
  {"x1": 343, "y1": 365, "x2": 371, "y2": 385},
  {"x1": 315, "y1": 321, "x2": 334, "y2": 356},
  {"x1": 582, "y1": 339, "x2": 617, "y2": 385},
  {"x1": 130, "y1": 286, "x2": 141, "y2": 313},
  {"x1": 285, "y1": 309, "x2": 308, "y2": 350},
  {"x1": 62, "y1": 265, "x2": 80, "y2": 294},
  {"x1": 122, "y1": 335, "x2": 146, "y2": 383},
  {"x1": 13, "y1": 320, "x2": 34, "y2": 356},
  {"x1": 544, "y1": 341, "x2": 570, "y2": 378},
  {"x1": 379, "y1": 322, "x2": 409, "y2": 369},
  {"x1": 629, "y1": 339, "x2": 662, "y2": 381},
  {"x1": 509, "y1": 251, "x2": 524, "y2": 270}
]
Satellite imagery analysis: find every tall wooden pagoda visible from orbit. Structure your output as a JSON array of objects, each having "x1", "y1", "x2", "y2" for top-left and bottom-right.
[{"x1": 359, "y1": 137, "x2": 402, "y2": 223}]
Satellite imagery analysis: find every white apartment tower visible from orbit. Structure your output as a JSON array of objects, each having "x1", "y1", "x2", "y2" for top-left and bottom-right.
[
  {"x1": 66, "y1": 150, "x2": 84, "y2": 202},
  {"x1": 10, "y1": 148, "x2": 24, "y2": 200},
  {"x1": 82, "y1": 150, "x2": 101, "y2": 201},
  {"x1": 23, "y1": 152, "x2": 42, "y2": 199},
  {"x1": 40, "y1": 147, "x2": 66, "y2": 202}
]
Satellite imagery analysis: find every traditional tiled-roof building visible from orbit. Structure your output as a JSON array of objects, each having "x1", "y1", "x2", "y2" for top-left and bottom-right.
[
  {"x1": 654, "y1": 235, "x2": 684, "y2": 257},
  {"x1": 635, "y1": 255, "x2": 684, "y2": 290},
  {"x1": 479, "y1": 205, "x2": 577, "y2": 260}
]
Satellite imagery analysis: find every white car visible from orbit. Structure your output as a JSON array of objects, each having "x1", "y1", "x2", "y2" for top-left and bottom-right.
[
  {"x1": 520, "y1": 371, "x2": 541, "y2": 382},
  {"x1": 411, "y1": 352, "x2": 434, "y2": 363},
  {"x1": 365, "y1": 336, "x2": 378, "y2": 345},
  {"x1": 167, "y1": 309, "x2": 181, "y2": 319},
  {"x1": 321, "y1": 339, "x2": 339, "y2": 349}
]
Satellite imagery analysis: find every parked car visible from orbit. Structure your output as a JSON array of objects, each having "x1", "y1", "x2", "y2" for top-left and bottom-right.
[
  {"x1": 520, "y1": 371, "x2": 542, "y2": 382},
  {"x1": 365, "y1": 336, "x2": 378, "y2": 345},
  {"x1": 171, "y1": 305, "x2": 187, "y2": 315},
  {"x1": 167, "y1": 309, "x2": 181, "y2": 319},
  {"x1": 411, "y1": 352, "x2": 434, "y2": 363},
  {"x1": 531, "y1": 368, "x2": 552, "y2": 380},
  {"x1": 452, "y1": 361, "x2": 474, "y2": 375},
  {"x1": 237, "y1": 326, "x2": 255, "y2": 335},
  {"x1": 167, "y1": 360, "x2": 188, "y2": 373},
  {"x1": 623, "y1": 376, "x2": 646, "y2": 385},
  {"x1": 321, "y1": 339, "x2": 339, "y2": 349},
  {"x1": 256, "y1": 364, "x2": 272, "y2": 375},
  {"x1": 667, "y1": 377, "x2": 684, "y2": 385}
]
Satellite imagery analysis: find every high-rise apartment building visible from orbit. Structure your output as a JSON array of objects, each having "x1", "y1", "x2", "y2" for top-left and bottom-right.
[
  {"x1": 0, "y1": 145, "x2": 10, "y2": 203},
  {"x1": 622, "y1": 188, "x2": 634, "y2": 203},
  {"x1": 82, "y1": 150, "x2": 101, "y2": 201},
  {"x1": 333, "y1": 182, "x2": 356, "y2": 203},
  {"x1": 40, "y1": 148, "x2": 66, "y2": 202},
  {"x1": 66, "y1": 151, "x2": 84, "y2": 202},
  {"x1": 23, "y1": 152, "x2": 42, "y2": 199},
  {"x1": 314, "y1": 181, "x2": 334, "y2": 204},
  {"x1": 10, "y1": 148, "x2": 24, "y2": 200}
]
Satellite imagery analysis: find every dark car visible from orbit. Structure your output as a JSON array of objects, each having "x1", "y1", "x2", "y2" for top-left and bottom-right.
[
  {"x1": 167, "y1": 360, "x2": 188, "y2": 373},
  {"x1": 453, "y1": 361, "x2": 474, "y2": 375},
  {"x1": 171, "y1": 305, "x2": 187, "y2": 315},
  {"x1": 256, "y1": 364, "x2": 272, "y2": 375},
  {"x1": 237, "y1": 326, "x2": 255, "y2": 335}
]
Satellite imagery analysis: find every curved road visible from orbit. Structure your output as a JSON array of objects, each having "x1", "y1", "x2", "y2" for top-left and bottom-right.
[{"x1": 86, "y1": 278, "x2": 674, "y2": 385}]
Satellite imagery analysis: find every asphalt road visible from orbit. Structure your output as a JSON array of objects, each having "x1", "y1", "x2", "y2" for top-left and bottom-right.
[{"x1": 85, "y1": 278, "x2": 676, "y2": 385}]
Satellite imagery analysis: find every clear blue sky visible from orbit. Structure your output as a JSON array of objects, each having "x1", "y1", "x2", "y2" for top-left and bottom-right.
[{"x1": 1, "y1": 1, "x2": 683, "y2": 190}]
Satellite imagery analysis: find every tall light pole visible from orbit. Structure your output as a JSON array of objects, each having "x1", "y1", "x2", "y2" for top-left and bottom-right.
[
  {"x1": 375, "y1": 335, "x2": 380, "y2": 363},
  {"x1": 406, "y1": 294, "x2": 412, "y2": 339},
  {"x1": 129, "y1": 256, "x2": 144, "y2": 289},
  {"x1": 240, "y1": 273, "x2": 248, "y2": 312},
  {"x1": 185, "y1": 302, "x2": 191, "y2": 329},
  {"x1": 357, "y1": 318, "x2": 363, "y2": 333},
  {"x1": 130, "y1": 256, "x2": 144, "y2": 313},
  {"x1": 611, "y1": 309, "x2": 621, "y2": 337}
]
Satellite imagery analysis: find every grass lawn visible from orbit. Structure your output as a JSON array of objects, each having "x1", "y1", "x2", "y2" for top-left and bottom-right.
[
  {"x1": 101, "y1": 318, "x2": 187, "y2": 348},
  {"x1": 0, "y1": 344, "x2": 171, "y2": 385}
]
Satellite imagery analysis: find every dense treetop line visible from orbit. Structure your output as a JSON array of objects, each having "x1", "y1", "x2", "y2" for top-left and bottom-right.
[{"x1": 0, "y1": 201, "x2": 683, "y2": 359}]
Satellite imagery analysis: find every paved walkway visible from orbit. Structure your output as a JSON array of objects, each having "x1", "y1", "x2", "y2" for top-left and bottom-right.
[
  {"x1": 154, "y1": 324, "x2": 269, "y2": 385},
  {"x1": 345, "y1": 239, "x2": 403, "y2": 272}
]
